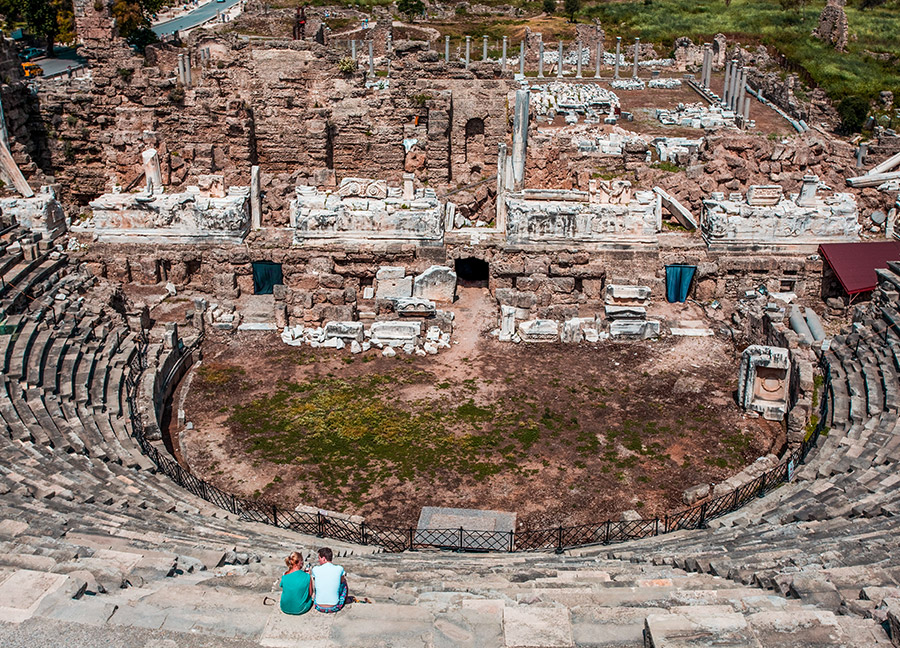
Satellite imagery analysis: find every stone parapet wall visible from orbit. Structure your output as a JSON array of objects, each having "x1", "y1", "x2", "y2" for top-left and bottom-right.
[{"x1": 71, "y1": 235, "x2": 826, "y2": 326}]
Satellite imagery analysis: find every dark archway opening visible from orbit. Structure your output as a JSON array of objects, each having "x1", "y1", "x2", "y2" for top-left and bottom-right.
[
  {"x1": 464, "y1": 117, "x2": 485, "y2": 175},
  {"x1": 455, "y1": 257, "x2": 489, "y2": 287}
]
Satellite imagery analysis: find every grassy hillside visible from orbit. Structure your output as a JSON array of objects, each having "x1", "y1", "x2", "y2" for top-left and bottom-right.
[{"x1": 584, "y1": 0, "x2": 900, "y2": 100}]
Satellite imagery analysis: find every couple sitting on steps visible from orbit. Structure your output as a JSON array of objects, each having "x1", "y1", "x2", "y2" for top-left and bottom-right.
[{"x1": 279, "y1": 547, "x2": 349, "y2": 615}]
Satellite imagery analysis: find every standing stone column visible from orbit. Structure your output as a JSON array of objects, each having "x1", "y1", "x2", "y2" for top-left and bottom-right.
[
  {"x1": 465, "y1": 36, "x2": 471, "y2": 69},
  {"x1": 142, "y1": 149, "x2": 162, "y2": 193},
  {"x1": 857, "y1": 142, "x2": 868, "y2": 168},
  {"x1": 595, "y1": 41, "x2": 602, "y2": 78},
  {"x1": 700, "y1": 46, "x2": 709, "y2": 88},
  {"x1": 483, "y1": 35, "x2": 488, "y2": 61},
  {"x1": 511, "y1": 89, "x2": 529, "y2": 192},
  {"x1": 722, "y1": 60, "x2": 731, "y2": 106},
  {"x1": 538, "y1": 41, "x2": 544, "y2": 77},
  {"x1": 557, "y1": 40, "x2": 563, "y2": 78},
  {"x1": 519, "y1": 41, "x2": 525, "y2": 76},
  {"x1": 445, "y1": 35, "x2": 450, "y2": 63},
  {"x1": 177, "y1": 54, "x2": 185, "y2": 85},
  {"x1": 729, "y1": 64, "x2": 740, "y2": 111},
  {"x1": 743, "y1": 96, "x2": 751, "y2": 123},
  {"x1": 576, "y1": 40, "x2": 582, "y2": 78},
  {"x1": 250, "y1": 165, "x2": 262, "y2": 229},
  {"x1": 496, "y1": 142, "x2": 508, "y2": 229},
  {"x1": 351, "y1": 40, "x2": 357, "y2": 59},
  {"x1": 614, "y1": 36, "x2": 621, "y2": 79},
  {"x1": 502, "y1": 36, "x2": 508, "y2": 72},
  {"x1": 403, "y1": 173, "x2": 414, "y2": 200},
  {"x1": 737, "y1": 69, "x2": 747, "y2": 116},
  {"x1": 632, "y1": 37, "x2": 639, "y2": 79},
  {"x1": 368, "y1": 41, "x2": 374, "y2": 77}
]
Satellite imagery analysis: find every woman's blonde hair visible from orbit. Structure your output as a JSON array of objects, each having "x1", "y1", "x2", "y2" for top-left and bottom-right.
[{"x1": 285, "y1": 551, "x2": 303, "y2": 569}]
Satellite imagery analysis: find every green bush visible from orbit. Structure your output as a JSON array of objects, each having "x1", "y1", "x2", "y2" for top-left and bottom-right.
[
  {"x1": 337, "y1": 56, "x2": 356, "y2": 74},
  {"x1": 543, "y1": 0, "x2": 556, "y2": 14},
  {"x1": 837, "y1": 95, "x2": 870, "y2": 134}
]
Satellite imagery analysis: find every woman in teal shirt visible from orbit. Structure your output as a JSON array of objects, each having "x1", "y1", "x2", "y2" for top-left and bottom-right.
[{"x1": 279, "y1": 552, "x2": 313, "y2": 615}]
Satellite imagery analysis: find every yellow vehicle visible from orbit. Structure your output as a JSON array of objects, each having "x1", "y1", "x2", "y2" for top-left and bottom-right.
[{"x1": 22, "y1": 62, "x2": 43, "y2": 78}]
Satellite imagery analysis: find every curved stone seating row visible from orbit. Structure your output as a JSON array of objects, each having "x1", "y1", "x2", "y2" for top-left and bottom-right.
[
  {"x1": 0, "y1": 230, "x2": 67, "y2": 319},
  {"x1": 0, "y1": 231, "x2": 897, "y2": 643},
  {"x1": 587, "y1": 263, "x2": 900, "y2": 642}
]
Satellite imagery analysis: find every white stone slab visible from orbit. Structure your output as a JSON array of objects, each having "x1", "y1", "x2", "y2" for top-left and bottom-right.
[
  {"x1": 376, "y1": 266, "x2": 406, "y2": 280},
  {"x1": 670, "y1": 327, "x2": 714, "y2": 336},
  {"x1": 504, "y1": 606, "x2": 574, "y2": 647},
  {"x1": 518, "y1": 319, "x2": 559, "y2": 342},
  {"x1": 413, "y1": 265, "x2": 457, "y2": 303},
  {"x1": 0, "y1": 570, "x2": 69, "y2": 623},
  {"x1": 237, "y1": 322, "x2": 278, "y2": 331},
  {"x1": 260, "y1": 608, "x2": 336, "y2": 647}
]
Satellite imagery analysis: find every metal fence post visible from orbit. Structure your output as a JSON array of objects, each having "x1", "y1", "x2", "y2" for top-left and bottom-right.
[
  {"x1": 654, "y1": 517, "x2": 659, "y2": 536},
  {"x1": 508, "y1": 530, "x2": 514, "y2": 552},
  {"x1": 698, "y1": 503, "x2": 708, "y2": 528},
  {"x1": 458, "y1": 527, "x2": 464, "y2": 552},
  {"x1": 360, "y1": 522, "x2": 367, "y2": 545},
  {"x1": 556, "y1": 526, "x2": 563, "y2": 553},
  {"x1": 272, "y1": 505, "x2": 278, "y2": 527},
  {"x1": 408, "y1": 527, "x2": 414, "y2": 551},
  {"x1": 604, "y1": 520, "x2": 610, "y2": 544}
]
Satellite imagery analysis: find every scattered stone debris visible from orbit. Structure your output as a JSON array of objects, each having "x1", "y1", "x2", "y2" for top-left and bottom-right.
[
  {"x1": 656, "y1": 102, "x2": 740, "y2": 130},
  {"x1": 648, "y1": 78, "x2": 682, "y2": 89}
]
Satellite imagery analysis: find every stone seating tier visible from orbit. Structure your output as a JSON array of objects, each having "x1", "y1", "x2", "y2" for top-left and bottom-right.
[{"x1": 1, "y1": 247, "x2": 900, "y2": 645}]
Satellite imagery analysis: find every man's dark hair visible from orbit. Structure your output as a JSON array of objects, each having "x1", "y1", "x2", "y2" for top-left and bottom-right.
[{"x1": 318, "y1": 547, "x2": 333, "y2": 562}]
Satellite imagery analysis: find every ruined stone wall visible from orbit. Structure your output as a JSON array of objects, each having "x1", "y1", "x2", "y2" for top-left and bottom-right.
[
  {"x1": 72, "y1": 235, "x2": 825, "y2": 325},
  {"x1": 522, "y1": 129, "x2": 890, "y2": 221},
  {"x1": 31, "y1": 27, "x2": 513, "y2": 223},
  {"x1": 0, "y1": 36, "x2": 49, "y2": 187}
]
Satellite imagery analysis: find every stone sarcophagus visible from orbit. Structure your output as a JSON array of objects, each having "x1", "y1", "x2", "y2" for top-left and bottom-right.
[
  {"x1": 291, "y1": 178, "x2": 444, "y2": 243},
  {"x1": 738, "y1": 345, "x2": 791, "y2": 421},
  {"x1": 701, "y1": 176, "x2": 859, "y2": 249},
  {"x1": 0, "y1": 186, "x2": 67, "y2": 240},
  {"x1": 504, "y1": 187, "x2": 660, "y2": 245},
  {"x1": 77, "y1": 183, "x2": 251, "y2": 244}
]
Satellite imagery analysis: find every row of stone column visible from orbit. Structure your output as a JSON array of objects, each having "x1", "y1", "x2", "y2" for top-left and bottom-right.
[
  {"x1": 345, "y1": 35, "x2": 649, "y2": 79},
  {"x1": 723, "y1": 59, "x2": 751, "y2": 122},
  {"x1": 176, "y1": 48, "x2": 212, "y2": 88},
  {"x1": 699, "y1": 45, "x2": 713, "y2": 90}
]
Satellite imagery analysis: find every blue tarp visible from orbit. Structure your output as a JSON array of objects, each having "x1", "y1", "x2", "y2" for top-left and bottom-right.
[
  {"x1": 665, "y1": 265, "x2": 696, "y2": 303},
  {"x1": 252, "y1": 261, "x2": 283, "y2": 295}
]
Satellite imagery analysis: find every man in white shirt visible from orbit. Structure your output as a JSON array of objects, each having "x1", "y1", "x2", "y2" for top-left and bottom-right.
[{"x1": 310, "y1": 547, "x2": 349, "y2": 613}]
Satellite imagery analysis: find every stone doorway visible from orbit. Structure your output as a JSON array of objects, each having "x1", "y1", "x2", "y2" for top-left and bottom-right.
[{"x1": 455, "y1": 257, "x2": 489, "y2": 288}]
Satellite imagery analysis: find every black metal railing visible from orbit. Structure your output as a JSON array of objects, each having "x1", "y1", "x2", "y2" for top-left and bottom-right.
[{"x1": 124, "y1": 336, "x2": 832, "y2": 554}]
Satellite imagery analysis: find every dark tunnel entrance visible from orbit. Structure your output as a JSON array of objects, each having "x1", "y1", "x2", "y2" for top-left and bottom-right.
[{"x1": 455, "y1": 257, "x2": 490, "y2": 287}]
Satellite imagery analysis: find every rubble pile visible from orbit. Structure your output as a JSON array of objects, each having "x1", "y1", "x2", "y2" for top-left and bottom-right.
[{"x1": 656, "y1": 103, "x2": 740, "y2": 129}]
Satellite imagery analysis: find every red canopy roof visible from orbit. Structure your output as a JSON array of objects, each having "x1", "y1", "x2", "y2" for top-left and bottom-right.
[{"x1": 819, "y1": 242, "x2": 900, "y2": 295}]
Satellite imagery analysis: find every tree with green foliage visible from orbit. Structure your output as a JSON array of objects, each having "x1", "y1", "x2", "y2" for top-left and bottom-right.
[
  {"x1": 22, "y1": 0, "x2": 75, "y2": 57},
  {"x1": 543, "y1": 0, "x2": 556, "y2": 15},
  {"x1": 564, "y1": 0, "x2": 580, "y2": 22},
  {"x1": 111, "y1": 0, "x2": 164, "y2": 51},
  {"x1": 397, "y1": 0, "x2": 424, "y2": 21},
  {"x1": 837, "y1": 96, "x2": 870, "y2": 134}
]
